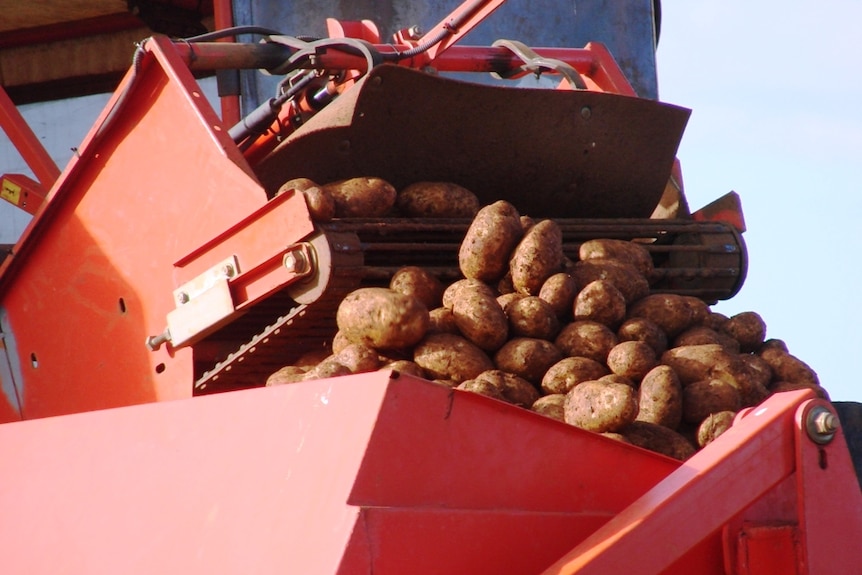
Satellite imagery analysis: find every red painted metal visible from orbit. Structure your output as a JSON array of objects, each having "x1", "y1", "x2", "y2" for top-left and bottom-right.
[
  {"x1": 0, "y1": 12, "x2": 145, "y2": 50},
  {"x1": 0, "y1": 372, "x2": 686, "y2": 574},
  {"x1": 0, "y1": 35, "x2": 312, "y2": 421},
  {"x1": 540, "y1": 389, "x2": 862, "y2": 574},
  {"x1": 0, "y1": 84, "x2": 60, "y2": 190}
]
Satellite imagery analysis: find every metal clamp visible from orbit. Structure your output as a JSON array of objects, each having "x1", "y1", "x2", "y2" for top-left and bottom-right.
[{"x1": 491, "y1": 39, "x2": 588, "y2": 90}]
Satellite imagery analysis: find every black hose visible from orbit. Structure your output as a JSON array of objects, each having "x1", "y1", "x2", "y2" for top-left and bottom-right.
[{"x1": 183, "y1": 26, "x2": 284, "y2": 43}]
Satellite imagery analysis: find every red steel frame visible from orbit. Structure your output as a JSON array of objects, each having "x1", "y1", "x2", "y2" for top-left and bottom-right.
[{"x1": 0, "y1": 375, "x2": 857, "y2": 574}]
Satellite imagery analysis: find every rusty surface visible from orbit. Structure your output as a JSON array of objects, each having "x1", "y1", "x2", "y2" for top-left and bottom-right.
[{"x1": 255, "y1": 65, "x2": 690, "y2": 219}]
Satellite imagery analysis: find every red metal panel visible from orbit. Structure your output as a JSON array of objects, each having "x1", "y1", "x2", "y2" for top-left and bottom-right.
[
  {"x1": 0, "y1": 36, "x2": 288, "y2": 419},
  {"x1": 0, "y1": 372, "x2": 694, "y2": 574}
]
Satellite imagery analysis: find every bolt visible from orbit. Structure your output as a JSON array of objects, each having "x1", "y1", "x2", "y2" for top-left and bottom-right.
[
  {"x1": 221, "y1": 263, "x2": 235, "y2": 278},
  {"x1": 580, "y1": 106, "x2": 592, "y2": 120},
  {"x1": 176, "y1": 291, "x2": 190, "y2": 305},
  {"x1": 407, "y1": 25, "x2": 423, "y2": 40},
  {"x1": 806, "y1": 406, "x2": 840, "y2": 444},
  {"x1": 283, "y1": 251, "x2": 308, "y2": 274},
  {"x1": 146, "y1": 329, "x2": 172, "y2": 351}
]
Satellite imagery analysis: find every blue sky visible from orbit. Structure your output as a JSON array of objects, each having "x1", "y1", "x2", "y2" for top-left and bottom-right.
[{"x1": 656, "y1": 1, "x2": 862, "y2": 402}]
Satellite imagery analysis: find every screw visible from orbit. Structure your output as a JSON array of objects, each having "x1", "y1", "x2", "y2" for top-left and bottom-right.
[
  {"x1": 407, "y1": 25, "x2": 423, "y2": 40},
  {"x1": 176, "y1": 291, "x2": 190, "y2": 304},
  {"x1": 221, "y1": 263, "x2": 235, "y2": 278},
  {"x1": 806, "y1": 406, "x2": 840, "y2": 444},
  {"x1": 581, "y1": 106, "x2": 592, "y2": 120}
]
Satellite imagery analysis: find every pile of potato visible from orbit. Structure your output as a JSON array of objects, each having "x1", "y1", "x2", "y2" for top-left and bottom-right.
[{"x1": 267, "y1": 177, "x2": 828, "y2": 460}]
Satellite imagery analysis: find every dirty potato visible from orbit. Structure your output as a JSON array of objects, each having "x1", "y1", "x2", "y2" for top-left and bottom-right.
[
  {"x1": 493, "y1": 337, "x2": 563, "y2": 385},
  {"x1": 606, "y1": 340, "x2": 658, "y2": 382},
  {"x1": 621, "y1": 421, "x2": 696, "y2": 460},
  {"x1": 682, "y1": 379, "x2": 742, "y2": 425},
  {"x1": 636, "y1": 365, "x2": 683, "y2": 430},
  {"x1": 564, "y1": 380, "x2": 639, "y2": 433},
  {"x1": 673, "y1": 325, "x2": 740, "y2": 353},
  {"x1": 532, "y1": 394, "x2": 567, "y2": 421},
  {"x1": 390, "y1": 266, "x2": 445, "y2": 310},
  {"x1": 266, "y1": 365, "x2": 308, "y2": 386},
  {"x1": 278, "y1": 177, "x2": 336, "y2": 222},
  {"x1": 451, "y1": 286, "x2": 509, "y2": 352},
  {"x1": 457, "y1": 378, "x2": 506, "y2": 401},
  {"x1": 473, "y1": 369, "x2": 541, "y2": 407},
  {"x1": 539, "y1": 272, "x2": 578, "y2": 319},
  {"x1": 660, "y1": 344, "x2": 738, "y2": 385},
  {"x1": 381, "y1": 359, "x2": 427, "y2": 379},
  {"x1": 627, "y1": 293, "x2": 697, "y2": 338},
  {"x1": 569, "y1": 259, "x2": 649, "y2": 304},
  {"x1": 336, "y1": 287, "x2": 429, "y2": 351},
  {"x1": 505, "y1": 296, "x2": 560, "y2": 340},
  {"x1": 396, "y1": 181, "x2": 480, "y2": 218},
  {"x1": 758, "y1": 346, "x2": 820, "y2": 387},
  {"x1": 413, "y1": 333, "x2": 494, "y2": 383},
  {"x1": 541, "y1": 356, "x2": 609, "y2": 395},
  {"x1": 509, "y1": 219, "x2": 565, "y2": 295},
  {"x1": 696, "y1": 410, "x2": 736, "y2": 448},
  {"x1": 322, "y1": 176, "x2": 397, "y2": 217},
  {"x1": 554, "y1": 320, "x2": 618, "y2": 363},
  {"x1": 578, "y1": 238, "x2": 654, "y2": 278},
  {"x1": 427, "y1": 307, "x2": 460, "y2": 335},
  {"x1": 442, "y1": 278, "x2": 496, "y2": 309},
  {"x1": 573, "y1": 279, "x2": 627, "y2": 327},
  {"x1": 302, "y1": 357, "x2": 353, "y2": 381},
  {"x1": 459, "y1": 200, "x2": 523, "y2": 283},
  {"x1": 617, "y1": 317, "x2": 668, "y2": 356},
  {"x1": 721, "y1": 311, "x2": 767, "y2": 352},
  {"x1": 334, "y1": 342, "x2": 381, "y2": 373}
]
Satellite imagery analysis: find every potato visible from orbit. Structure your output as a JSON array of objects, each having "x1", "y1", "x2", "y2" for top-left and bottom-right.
[
  {"x1": 331, "y1": 330, "x2": 352, "y2": 355},
  {"x1": 702, "y1": 311, "x2": 730, "y2": 331},
  {"x1": 457, "y1": 378, "x2": 506, "y2": 401},
  {"x1": 277, "y1": 177, "x2": 336, "y2": 222},
  {"x1": 303, "y1": 357, "x2": 353, "y2": 381},
  {"x1": 427, "y1": 307, "x2": 459, "y2": 335},
  {"x1": 334, "y1": 342, "x2": 381, "y2": 373},
  {"x1": 682, "y1": 379, "x2": 742, "y2": 424},
  {"x1": 627, "y1": 293, "x2": 697, "y2": 337},
  {"x1": 722, "y1": 311, "x2": 767, "y2": 352},
  {"x1": 606, "y1": 340, "x2": 657, "y2": 382},
  {"x1": 294, "y1": 346, "x2": 333, "y2": 368},
  {"x1": 681, "y1": 296, "x2": 711, "y2": 326},
  {"x1": 554, "y1": 320, "x2": 618, "y2": 363},
  {"x1": 570, "y1": 259, "x2": 649, "y2": 304},
  {"x1": 733, "y1": 353, "x2": 772, "y2": 406},
  {"x1": 506, "y1": 296, "x2": 560, "y2": 340},
  {"x1": 673, "y1": 326, "x2": 740, "y2": 353},
  {"x1": 322, "y1": 176, "x2": 397, "y2": 217},
  {"x1": 442, "y1": 278, "x2": 496, "y2": 309},
  {"x1": 336, "y1": 287, "x2": 429, "y2": 351},
  {"x1": 266, "y1": 365, "x2": 307, "y2": 386},
  {"x1": 396, "y1": 181, "x2": 480, "y2": 217},
  {"x1": 598, "y1": 373, "x2": 636, "y2": 388},
  {"x1": 578, "y1": 238, "x2": 654, "y2": 277},
  {"x1": 660, "y1": 344, "x2": 738, "y2": 385},
  {"x1": 617, "y1": 317, "x2": 668, "y2": 356},
  {"x1": 493, "y1": 337, "x2": 563, "y2": 385},
  {"x1": 413, "y1": 333, "x2": 494, "y2": 383},
  {"x1": 459, "y1": 200, "x2": 523, "y2": 282},
  {"x1": 474, "y1": 369, "x2": 541, "y2": 407},
  {"x1": 758, "y1": 346, "x2": 820, "y2": 387},
  {"x1": 636, "y1": 365, "x2": 683, "y2": 429},
  {"x1": 621, "y1": 421, "x2": 696, "y2": 460},
  {"x1": 381, "y1": 359, "x2": 427, "y2": 379},
  {"x1": 497, "y1": 292, "x2": 526, "y2": 312},
  {"x1": 541, "y1": 356, "x2": 609, "y2": 395},
  {"x1": 509, "y1": 219, "x2": 565, "y2": 295},
  {"x1": 573, "y1": 279, "x2": 626, "y2": 327},
  {"x1": 390, "y1": 266, "x2": 445, "y2": 310},
  {"x1": 532, "y1": 394, "x2": 566, "y2": 421},
  {"x1": 539, "y1": 272, "x2": 578, "y2": 319},
  {"x1": 451, "y1": 286, "x2": 509, "y2": 351},
  {"x1": 564, "y1": 380, "x2": 639, "y2": 433},
  {"x1": 696, "y1": 410, "x2": 736, "y2": 447}
]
